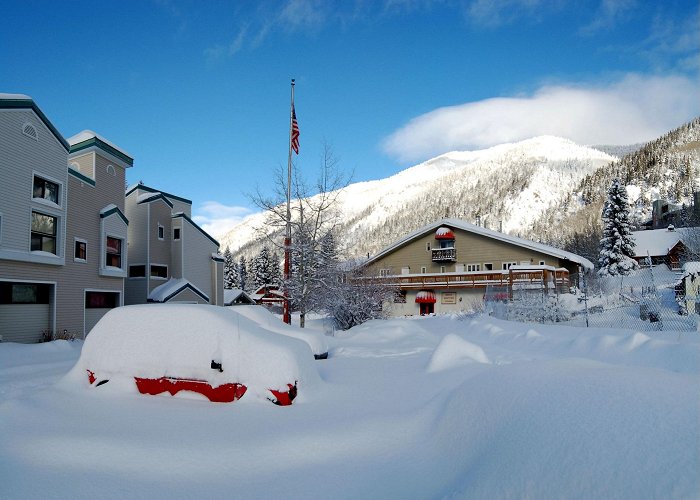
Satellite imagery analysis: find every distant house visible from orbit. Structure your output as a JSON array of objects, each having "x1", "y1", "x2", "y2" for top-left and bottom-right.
[
  {"x1": 124, "y1": 184, "x2": 224, "y2": 306},
  {"x1": 0, "y1": 94, "x2": 132, "y2": 341},
  {"x1": 364, "y1": 218, "x2": 593, "y2": 316},
  {"x1": 250, "y1": 285, "x2": 285, "y2": 310},
  {"x1": 223, "y1": 288, "x2": 255, "y2": 306},
  {"x1": 631, "y1": 226, "x2": 691, "y2": 270}
]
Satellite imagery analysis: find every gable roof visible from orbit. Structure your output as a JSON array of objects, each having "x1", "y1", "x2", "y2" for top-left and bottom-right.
[
  {"x1": 100, "y1": 204, "x2": 129, "y2": 225},
  {"x1": 0, "y1": 93, "x2": 69, "y2": 151},
  {"x1": 223, "y1": 288, "x2": 255, "y2": 305},
  {"x1": 136, "y1": 191, "x2": 174, "y2": 209},
  {"x1": 172, "y1": 212, "x2": 220, "y2": 248},
  {"x1": 366, "y1": 218, "x2": 594, "y2": 270},
  {"x1": 125, "y1": 183, "x2": 192, "y2": 205},
  {"x1": 67, "y1": 130, "x2": 134, "y2": 167},
  {"x1": 632, "y1": 227, "x2": 691, "y2": 258},
  {"x1": 148, "y1": 278, "x2": 209, "y2": 303}
]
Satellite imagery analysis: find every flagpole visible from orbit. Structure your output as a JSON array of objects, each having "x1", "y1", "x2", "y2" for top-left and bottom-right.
[{"x1": 283, "y1": 79, "x2": 295, "y2": 325}]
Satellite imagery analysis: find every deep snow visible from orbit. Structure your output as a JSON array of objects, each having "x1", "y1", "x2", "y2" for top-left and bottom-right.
[{"x1": 0, "y1": 314, "x2": 698, "y2": 499}]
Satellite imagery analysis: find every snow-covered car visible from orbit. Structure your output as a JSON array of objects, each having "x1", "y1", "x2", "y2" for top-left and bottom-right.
[
  {"x1": 225, "y1": 305, "x2": 329, "y2": 359},
  {"x1": 67, "y1": 304, "x2": 320, "y2": 405}
]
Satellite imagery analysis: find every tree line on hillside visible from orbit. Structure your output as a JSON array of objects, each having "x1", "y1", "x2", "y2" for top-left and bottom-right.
[{"x1": 527, "y1": 116, "x2": 700, "y2": 265}]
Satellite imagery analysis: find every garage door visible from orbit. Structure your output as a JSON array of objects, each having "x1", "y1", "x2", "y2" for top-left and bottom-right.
[{"x1": 0, "y1": 282, "x2": 51, "y2": 343}]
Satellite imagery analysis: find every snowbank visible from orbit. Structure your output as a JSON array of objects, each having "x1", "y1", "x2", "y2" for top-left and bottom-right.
[{"x1": 225, "y1": 305, "x2": 329, "y2": 358}]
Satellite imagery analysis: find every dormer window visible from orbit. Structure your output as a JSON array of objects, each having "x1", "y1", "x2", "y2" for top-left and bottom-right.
[{"x1": 33, "y1": 176, "x2": 59, "y2": 205}]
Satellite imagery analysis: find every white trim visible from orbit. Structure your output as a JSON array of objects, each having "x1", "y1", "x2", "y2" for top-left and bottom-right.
[
  {"x1": 73, "y1": 237, "x2": 88, "y2": 263},
  {"x1": 484, "y1": 262, "x2": 493, "y2": 271},
  {"x1": 29, "y1": 209, "x2": 61, "y2": 257},
  {"x1": 31, "y1": 170, "x2": 64, "y2": 209},
  {"x1": 106, "y1": 164, "x2": 116, "y2": 176},
  {"x1": 467, "y1": 263, "x2": 481, "y2": 272},
  {"x1": 149, "y1": 263, "x2": 169, "y2": 279},
  {"x1": 157, "y1": 223, "x2": 165, "y2": 240},
  {"x1": 0, "y1": 279, "x2": 58, "y2": 335}
]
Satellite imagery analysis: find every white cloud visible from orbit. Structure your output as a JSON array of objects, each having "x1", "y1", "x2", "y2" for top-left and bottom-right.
[
  {"x1": 382, "y1": 73, "x2": 699, "y2": 163},
  {"x1": 192, "y1": 201, "x2": 253, "y2": 241}
]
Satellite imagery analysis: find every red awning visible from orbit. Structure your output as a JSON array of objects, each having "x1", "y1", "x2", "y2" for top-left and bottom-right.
[
  {"x1": 415, "y1": 291, "x2": 436, "y2": 303},
  {"x1": 435, "y1": 227, "x2": 455, "y2": 240}
]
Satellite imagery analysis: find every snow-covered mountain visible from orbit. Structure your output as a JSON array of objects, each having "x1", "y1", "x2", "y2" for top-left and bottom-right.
[{"x1": 218, "y1": 135, "x2": 616, "y2": 259}]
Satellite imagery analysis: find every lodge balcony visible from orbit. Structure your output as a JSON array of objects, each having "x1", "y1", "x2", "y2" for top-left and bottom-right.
[
  {"x1": 368, "y1": 267, "x2": 571, "y2": 295},
  {"x1": 431, "y1": 248, "x2": 456, "y2": 262}
]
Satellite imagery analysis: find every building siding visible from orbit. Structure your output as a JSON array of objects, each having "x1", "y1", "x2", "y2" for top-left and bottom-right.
[
  {"x1": 372, "y1": 228, "x2": 561, "y2": 275},
  {"x1": 0, "y1": 109, "x2": 68, "y2": 263},
  {"x1": 181, "y1": 220, "x2": 217, "y2": 302}
]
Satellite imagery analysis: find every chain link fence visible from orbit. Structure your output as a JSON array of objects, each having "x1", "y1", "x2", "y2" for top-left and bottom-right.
[{"x1": 485, "y1": 263, "x2": 699, "y2": 333}]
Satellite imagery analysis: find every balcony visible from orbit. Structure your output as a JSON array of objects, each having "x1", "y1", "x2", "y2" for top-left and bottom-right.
[{"x1": 432, "y1": 247, "x2": 456, "y2": 262}]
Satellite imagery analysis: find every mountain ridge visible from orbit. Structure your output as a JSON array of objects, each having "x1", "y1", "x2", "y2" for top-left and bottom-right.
[{"x1": 218, "y1": 135, "x2": 617, "y2": 260}]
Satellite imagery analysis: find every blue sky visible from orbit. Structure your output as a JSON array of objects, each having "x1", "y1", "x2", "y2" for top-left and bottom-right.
[{"x1": 2, "y1": 0, "x2": 698, "y2": 236}]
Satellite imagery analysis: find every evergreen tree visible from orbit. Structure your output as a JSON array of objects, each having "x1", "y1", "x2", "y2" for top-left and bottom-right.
[
  {"x1": 598, "y1": 178, "x2": 639, "y2": 276},
  {"x1": 252, "y1": 246, "x2": 277, "y2": 289},
  {"x1": 223, "y1": 247, "x2": 236, "y2": 289},
  {"x1": 238, "y1": 256, "x2": 248, "y2": 292}
]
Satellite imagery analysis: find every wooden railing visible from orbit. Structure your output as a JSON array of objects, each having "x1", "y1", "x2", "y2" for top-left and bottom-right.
[{"x1": 370, "y1": 269, "x2": 570, "y2": 291}]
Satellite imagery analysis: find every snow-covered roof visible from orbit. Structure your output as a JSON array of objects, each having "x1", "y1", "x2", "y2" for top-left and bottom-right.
[
  {"x1": 67, "y1": 130, "x2": 133, "y2": 163},
  {"x1": 683, "y1": 262, "x2": 700, "y2": 274},
  {"x1": 0, "y1": 93, "x2": 70, "y2": 151},
  {"x1": 631, "y1": 227, "x2": 689, "y2": 258},
  {"x1": 223, "y1": 288, "x2": 255, "y2": 305},
  {"x1": 366, "y1": 218, "x2": 594, "y2": 270},
  {"x1": 148, "y1": 278, "x2": 209, "y2": 303},
  {"x1": 0, "y1": 92, "x2": 31, "y2": 100}
]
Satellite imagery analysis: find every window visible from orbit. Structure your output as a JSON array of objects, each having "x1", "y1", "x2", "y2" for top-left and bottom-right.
[
  {"x1": 440, "y1": 266, "x2": 446, "y2": 273},
  {"x1": 129, "y1": 265, "x2": 146, "y2": 277},
  {"x1": 31, "y1": 211, "x2": 57, "y2": 254},
  {"x1": 502, "y1": 262, "x2": 517, "y2": 270},
  {"x1": 484, "y1": 263, "x2": 493, "y2": 271},
  {"x1": 421, "y1": 266, "x2": 427, "y2": 274},
  {"x1": 157, "y1": 224, "x2": 165, "y2": 240},
  {"x1": 439, "y1": 240, "x2": 453, "y2": 249},
  {"x1": 379, "y1": 268, "x2": 390, "y2": 277},
  {"x1": 467, "y1": 264, "x2": 481, "y2": 272},
  {"x1": 426, "y1": 242, "x2": 431, "y2": 251},
  {"x1": 74, "y1": 239, "x2": 87, "y2": 262},
  {"x1": 105, "y1": 237, "x2": 122, "y2": 268},
  {"x1": 85, "y1": 291, "x2": 118, "y2": 309},
  {"x1": 394, "y1": 291, "x2": 407, "y2": 303},
  {"x1": 173, "y1": 227, "x2": 181, "y2": 240},
  {"x1": 0, "y1": 283, "x2": 50, "y2": 304},
  {"x1": 539, "y1": 260, "x2": 546, "y2": 266},
  {"x1": 33, "y1": 176, "x2": 59, "y2": 204},
  {"x1": 150, "y1": 264, "x2": 168, "y2": 278}
]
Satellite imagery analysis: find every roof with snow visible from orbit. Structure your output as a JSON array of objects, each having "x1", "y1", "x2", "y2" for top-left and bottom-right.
[
  {"x1": 148, "y1": 278, "x2": 209, "y2": 303},
  {"x1": 682, "y1": 262, "x2": 700, "y2": 274},
  {"x1": 0, "y1": 93, "x2": 69, "y2": 151},
  {"x1": 366, "y1": 218, "x2": 594, "y2": 270},
  {"x1": 631, "y1": 227, "x2": 691, "y2": 258},
  {"x1": 125, "y1": 183, "x2": 192, "y2": 205},
  {"x1": 68, "y1": 130, "x2": 133, "y2": 166},
  {"x1": 223, "y1": 289, "x2": 255, "y2": 305}
]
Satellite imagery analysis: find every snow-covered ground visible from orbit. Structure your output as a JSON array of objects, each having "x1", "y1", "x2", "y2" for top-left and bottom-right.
[{"x1": 1, "y1": 314, "x2": 698, "y2": 499}]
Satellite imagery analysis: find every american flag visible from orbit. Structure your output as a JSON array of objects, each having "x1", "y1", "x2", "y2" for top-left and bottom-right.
[{"x1": 291, "y1": 105, "x2": 299, "y2": 154}]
